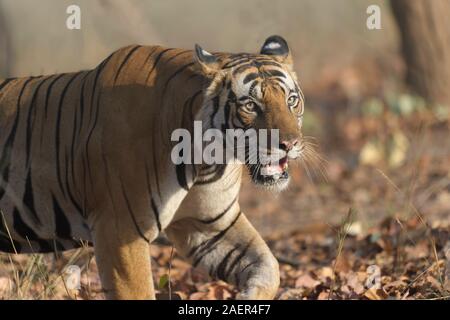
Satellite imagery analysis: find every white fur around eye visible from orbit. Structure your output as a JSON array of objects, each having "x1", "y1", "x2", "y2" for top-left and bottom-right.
[{"x1": 264, "y1": 42, "x2": 281, "y2": 50}]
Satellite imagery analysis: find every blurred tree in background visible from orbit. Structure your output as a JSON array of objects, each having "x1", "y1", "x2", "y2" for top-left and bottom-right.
[
  {"x1": 0, "y1": 4, "x2": 11, "y2": 78},
  {"x1": 391, "y1": 0, "x2": 450, "y2": 107}
]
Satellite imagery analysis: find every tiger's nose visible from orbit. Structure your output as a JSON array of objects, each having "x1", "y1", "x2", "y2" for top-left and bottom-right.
[{"x1": 280, "y1": 139, "x2": 298, "y2": 152}]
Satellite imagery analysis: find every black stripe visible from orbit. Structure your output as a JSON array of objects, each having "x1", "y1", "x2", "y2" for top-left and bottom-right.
[
  {"x1": 113, "y1": 45, "x2": 142, "y2": 84},
  {"x1": 89, "y1": 52, "x2": 115, "y2": 116},
  {"x1": 64, "y1": 149, "x2": 83, "y2": 216},
  {"x1": 151, "y1": 198, "x2": 161, "y2": 232},
  {"x1": 240, "y1": 259, "x2": 259, "y2": 273},
  {"x1": 254, "y1": 60, "x2": 283, "y2": 68},
  {"x1": 85, "y1": 94, "x2": 101, "y2": 188},
  {"x1": 248, "y1": 81, "x2": 258, "y2": 97},
  {"x1": 101, "y1": 152, "x2": 120, "y2": 220},
  {"x1": 70, "y1": 72, "x2": 90, "y2": 203},
  {"x1": 164, "y1": 50, "x2": 190, "y2": 65},
  {"x1": 175, "y1": 93, "x2": 194, "y2": 189},
  {"x1": 120, "y1": 180, "x2": 150, "y2": 243},
  {"x1": 187, "y1": 90, "x2": 202, "y2": 128},
  {"x1": 263, "y1": 69, "x2": 286, "y2": 78},
  {"x1": 0, "y1": 77, "x2": 35, "y2": 200},
  {"x1": 151, "y1": 130, "x2": 162, "y2": 200},
  {"x1": 197, "y1": 195, "x2": 238, "y2": 224},
  {"x1": 44, "y1": 74, "x2": 66, "y2": 119},
  {"x1": 194, "y1": 164, "x2": 227, "y2": 185},
  {"x1": 25, "y1": 76, "x2": 50, "y2": 166},
  {"x1": 199, "y1": 164, "x2": 217, "y2": 176},
  {"x1": 22, "y1": 171, "x2": 40, "y2": 223},
  {"x1": 141, "y1": 46, "x2": 158, "y2": 68},
  {"x1": 238, "y1": 95, "x2": 251, "y2": 102},
  {"x1": 176, "y1": 163, "x2": 189, "y2": 191},
  {"x1": 236, "y1": 61, "x2": 284, "y2": 75},
  {"x1": 76, "y1": 71, "x2": 89, "y2": 139},
  {"x1": 55, "y1": 73, "x2": 82, "y2": 198},
  {"x1": 254, "y1": 58, "x2": 283, "y2": 64},
  {"x1": 224, "y1": 57, "x2": 282, "y2": 71},
  {"x1": 224, "y1": 239, "x2": 253, "y2": 280},
  {"x1": 232, "y1": 63, "x2": 256, "y2": 76},
  {"x1": 210, "y1": 95, "x2": 220, "y2": 128},
  {"x1": 215, "y1": 244, "x2": 241, "y2": 280},
  {"x1": 162, "y1": 62, "x2": 195, "y2": 96},
  {"x1": 52, "y1": 194, "x2": 72, "y2": 239},
  {"x1": 0, "y1": 78, "x2": 16, "y2": 92},
  {"x1": 176, "y1": 90, "x2": 202, "y2": 188},
  {"x1": 190, "y1": 211, "x2": 242, "y2": 267},
  {"x1": 85, "y1": 54, "x2": 114, "y2": 187},
  {"x1": 270, "y1": 77, "x2": 288, "y2": 89},
  {"x1": 75, "y1": 72, "x2": 90, "y2": 218},
  {"x1": 181, "y1": 92, "x2": 194, "y2": 130},
  {"x1": 235, "y1": 259, "x2": 259, "y2": 288},
  {"x1": 221, "y1": 90, "x2": 235, "y2": 132},
  {"x1": 144, "y1": 162, "x2": 161, "y2": 232},
  {"x1": 145, "y1": 48, "x2": 175, "y2": 83},
  {"x1": 222, "y1": 57, "x2": 251, "y2": 69},
  {"x1": 243, "y1": 72, "x2": 259, "y2": 84},
  {"x1": 38, "y1": 74, "x2": 66, "y2": 151}
]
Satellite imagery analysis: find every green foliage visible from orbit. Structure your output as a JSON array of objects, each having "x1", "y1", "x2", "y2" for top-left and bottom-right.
[
  {"x1": 362, "y1": 97, "x2": 384, "y2": 116},
  {"x1": 386, "y1": 93, "x2": 426, "y2": 116},
  {"x1": 158, "y1": 274, "x2": 169, "y2": 290},
  {"x1": 433, "y1": 104, "x2": 450, "y2": 121}
]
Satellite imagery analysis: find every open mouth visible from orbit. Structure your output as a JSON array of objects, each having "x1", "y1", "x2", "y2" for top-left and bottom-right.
[{"x1": 247, "y1": 156, "x2": 290, "y2": 188}]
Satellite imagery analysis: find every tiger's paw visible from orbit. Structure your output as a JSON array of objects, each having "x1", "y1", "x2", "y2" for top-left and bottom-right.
[
  {"x1": 235, "y1": 262, "x2": 280, "y2": 300},
  {"x1": 236, "y1": 284, "x2": 279, "y2": 300}
]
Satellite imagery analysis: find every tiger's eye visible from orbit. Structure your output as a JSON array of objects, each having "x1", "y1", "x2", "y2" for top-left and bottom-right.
[
  {"x1": 244, "y1": 101, "x2": 256, "y2": 111},
  {"x1": 287, "y1": 95, "x2": 299, "y2": 107}
]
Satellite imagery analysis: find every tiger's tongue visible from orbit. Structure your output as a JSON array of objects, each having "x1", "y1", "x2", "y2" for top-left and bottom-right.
[{"x1": 260, "y1": 163, "x2": 284, "y2": 176}]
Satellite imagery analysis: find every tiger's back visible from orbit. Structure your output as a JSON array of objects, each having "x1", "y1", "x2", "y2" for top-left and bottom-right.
[{"x1": 0, "y1": 45, "x2": 203, "y2": 253}]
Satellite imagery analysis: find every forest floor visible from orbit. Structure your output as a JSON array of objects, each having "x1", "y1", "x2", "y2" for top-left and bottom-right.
[
  {"x1": 1, "y1": 61, "x2": 450, "y2": 300},
  {"x1": 1, "y1": 212, "x2": 449, "y2": 300}
]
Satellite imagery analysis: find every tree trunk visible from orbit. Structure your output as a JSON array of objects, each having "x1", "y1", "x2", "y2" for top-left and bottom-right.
[
  {"x1": 391, "y1": 0, "x2": 450, "y2": 106},
  {"x1": 0, "y1": 5, "x2": 11, "y2": 78}
]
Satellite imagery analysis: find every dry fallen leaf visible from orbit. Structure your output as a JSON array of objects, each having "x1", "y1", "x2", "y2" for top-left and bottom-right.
[
  {"x1": 364, "y1": 288, "x2": 388, "y2": 300},
  {"x1": 0, "y1": 276, "x2": 14, "y2": 297},
  {"x1": 211, "y1": 284, "x2": 233, "y2": 300},
  {"x1": 278, "y1": 288, "x2": 307, "y2": 300},
  {"x1": 317, "y1": 291, "x2": 330, "y2": 300},
  {"x1": 345, "y1": 272, "x2": 365, "y2": 294},
  {"x1": 295, "y1": 273, "x2": 320, "y2": 289},
  {"x1": 189, "y1": 291, "x2": 208, "y2": 300}
]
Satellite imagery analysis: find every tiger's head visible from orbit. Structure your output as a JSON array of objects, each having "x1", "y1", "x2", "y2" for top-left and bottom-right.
[{"x1": 195, "y1": 36, "x2": 305, "y2": 191}]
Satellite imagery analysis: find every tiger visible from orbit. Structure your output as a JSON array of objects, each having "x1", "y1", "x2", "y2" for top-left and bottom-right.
[{"x1": 0, "y1": 35, "x2": 305, "y2": 300}]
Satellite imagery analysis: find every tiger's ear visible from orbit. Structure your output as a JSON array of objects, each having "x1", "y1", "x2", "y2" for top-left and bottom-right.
[
  {"x1": 194, "y1": 44, "x2": 220, "y2": 77},
  {"x1": 260, "y1": 35, "x2": 293, "y2": 68}
]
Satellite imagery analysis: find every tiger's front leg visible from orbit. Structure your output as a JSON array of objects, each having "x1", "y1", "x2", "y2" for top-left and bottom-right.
[
  {"x1": 166, "y1": 211, "x2": 280, "y2": 299},
  {"x1": 91, "y1": 204, "x2": 157, "y2": 300}
]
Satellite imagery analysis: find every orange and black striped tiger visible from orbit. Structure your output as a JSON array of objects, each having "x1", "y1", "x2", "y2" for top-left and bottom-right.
[{"x1": 0, "y1": 35, "x2": 305, "y2": 299}]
